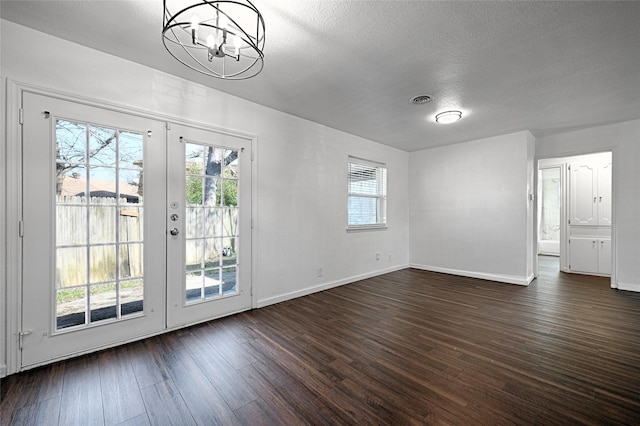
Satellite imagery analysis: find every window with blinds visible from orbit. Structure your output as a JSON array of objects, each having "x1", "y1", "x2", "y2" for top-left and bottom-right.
[{"x1": 347, "y1": 156, "x2": 387, "y2": 230}]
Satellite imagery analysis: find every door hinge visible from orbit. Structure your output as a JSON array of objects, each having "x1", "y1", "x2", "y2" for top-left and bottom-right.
[
  {"x1": 18, "y1": 108, "x2": 24, "y2": 125},
  {"x1": 568, "y1": 219, "x2": 571, "y2": 225},
  {"x1": 19, "y1": 220, "x2": 24, "y2": 237},
  {"x1": 18, "y1": 330, "x2": 32, "y2": 350},
  {"x1": 251, "y1": 150, "x2": 254, "y2": 162},
  {"x1": 251, "y1": 218, "x2": 254, "y2": 229}
]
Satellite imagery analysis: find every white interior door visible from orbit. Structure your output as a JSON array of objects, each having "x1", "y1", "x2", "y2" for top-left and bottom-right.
[
  {"x1": 598, "y1": 161, "x2": 612, "y2": 226},
  {"x1": 20, "y1": 92, "x2": 166, "y2": 368},
  {"x1": 166, "y1": 123, "x2": 252, "y2": 328},
  {"x1": 569, "y1": 162, "x2": 597, "y2": 226}
]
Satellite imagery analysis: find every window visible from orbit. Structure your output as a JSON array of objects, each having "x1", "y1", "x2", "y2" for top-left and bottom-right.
[{"x1": 347, "y1": 156, "x2": 387, "y2": 230}]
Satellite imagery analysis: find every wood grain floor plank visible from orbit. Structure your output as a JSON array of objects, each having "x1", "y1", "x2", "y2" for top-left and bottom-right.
[
  {"x1": 58, "y1": 359, "x2": 104, "y2": 426},
  {"x1": 9, "y1": 396, "x2": 60, "y2": 426},
  {"x1": 98, "y1": 349, "x2": 147, "y2": 426},
  {"x1": 139, "y1": 379, "x2": 195, "y2": 426}
]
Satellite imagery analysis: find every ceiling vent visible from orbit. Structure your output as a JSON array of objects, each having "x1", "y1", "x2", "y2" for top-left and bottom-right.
[{"x1": 409, "y1": 94, "x2": 433, "y2": 105}]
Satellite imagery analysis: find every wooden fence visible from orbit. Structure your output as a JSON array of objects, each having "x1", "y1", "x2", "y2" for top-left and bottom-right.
[{"x1": 55, "y1": 196, "x2": 238, "y2": 287}]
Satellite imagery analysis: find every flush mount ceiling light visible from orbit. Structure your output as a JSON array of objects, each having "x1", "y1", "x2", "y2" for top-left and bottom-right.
[
  {"x1": 162, "y1": 0, "x2": 265, "y2": 80},
  {"x1": 435, "y1": 110, "x2": 462, "y2": 124}
]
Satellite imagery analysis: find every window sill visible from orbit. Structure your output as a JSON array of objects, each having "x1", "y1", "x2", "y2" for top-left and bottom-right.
[{"x1": 346, "y1": 224, "x2": 388, "y2": 233}]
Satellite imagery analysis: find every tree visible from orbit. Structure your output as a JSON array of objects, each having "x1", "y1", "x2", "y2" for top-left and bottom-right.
[
  {"x1": 204, "y1": 147, "x2": 238, "y2": 205},
  {"x1": 186, "y1": 146, "x2": 238, "y2": 206}
]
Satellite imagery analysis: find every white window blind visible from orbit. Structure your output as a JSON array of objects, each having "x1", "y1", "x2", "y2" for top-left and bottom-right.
[{"x1": 347, "y1": 156, "x2": 387, "y2": 230}]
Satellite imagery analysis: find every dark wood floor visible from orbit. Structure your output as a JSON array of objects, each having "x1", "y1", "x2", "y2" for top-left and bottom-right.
[{"x1": 2, "y1": 256, "x2": 640, "y2": 425}]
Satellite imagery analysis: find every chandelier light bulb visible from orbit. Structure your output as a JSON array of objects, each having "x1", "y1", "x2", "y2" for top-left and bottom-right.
[{"x1": 206, "y1": 34, "x2": 216, "y2": 49}]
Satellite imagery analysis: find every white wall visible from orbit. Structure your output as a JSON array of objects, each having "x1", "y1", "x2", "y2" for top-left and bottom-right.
[
  {"x1": 409, "y1": 131, "x2": 534, "y2": 285},
  {"x1": 0, "y1": 21, "x2": 410, "y2": 374},
  {"x1": 0, "y1": 10, "x2": 6, "y2": 379},
  {"x1": 536, "y1": 120, "x2": 640, "y2": 291}
]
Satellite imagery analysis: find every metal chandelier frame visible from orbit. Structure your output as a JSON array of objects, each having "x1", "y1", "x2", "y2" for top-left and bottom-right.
[{"x1": 162, "y1": 0, "x2": 265, "y2": 80}]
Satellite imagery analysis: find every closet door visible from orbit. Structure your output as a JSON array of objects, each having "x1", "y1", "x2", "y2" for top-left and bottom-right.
[
  {"x1": 597, "y1": 161, "x2": 612, "y2": 226},
  {"x1": 568, "y1": 238, "x2": 598, "y2": 274},
  {"x1": 598, "y1": 239, "x2": 612, "y2": 275},
  {"x1": 569, "y1": 162, "x2": 597, "y2": 226}
]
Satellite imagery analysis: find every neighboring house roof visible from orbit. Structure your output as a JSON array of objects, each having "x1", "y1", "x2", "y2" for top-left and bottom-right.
[{"x1": 61, "y1": 175, "x2": 141, "y2": 203}]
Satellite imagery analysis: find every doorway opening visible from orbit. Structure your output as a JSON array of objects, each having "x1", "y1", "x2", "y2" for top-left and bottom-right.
[{"x1": 536, "y1": 151, "x2": 613, "y2": 286}]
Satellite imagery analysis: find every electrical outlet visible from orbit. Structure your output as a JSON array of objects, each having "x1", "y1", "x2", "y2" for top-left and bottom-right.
[
  {"x1": 317, "y1": 268, "x2": 323, "y2": 277},
  {"x1": 376, "y1": 252, "x2": 380, "y2": 261}
]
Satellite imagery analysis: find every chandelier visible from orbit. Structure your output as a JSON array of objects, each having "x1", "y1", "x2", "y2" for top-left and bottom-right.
[{"x1": 162, "y1": 0, "x2": 265, "y2": 80}]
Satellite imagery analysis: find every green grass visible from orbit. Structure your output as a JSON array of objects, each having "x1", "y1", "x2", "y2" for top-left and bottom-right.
[{"x1": 56, "y1": 279, "x2": 142, "y2": 303}]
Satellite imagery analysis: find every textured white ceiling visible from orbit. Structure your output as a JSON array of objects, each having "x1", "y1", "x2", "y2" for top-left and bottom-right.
[{"x1": 2, "y1": 1, "x2": 639, "y2": 151}]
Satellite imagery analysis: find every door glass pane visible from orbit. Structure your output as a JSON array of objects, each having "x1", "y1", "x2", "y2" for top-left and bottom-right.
[
  {"x1": 222, "y1": 208, "x2": 238, "y2": 237},
  {"x1": 56, "y1": 247, "x2": 87, "y2": 288},
  {"x1": 88, "y1": 126, "x2": 117, "y2": 167},
  {"x1": 186, "y1": 270, "x2": 204, "y2": 302},
  {"x1": 186, "y1": 177, "x2": 204, "y2": 206},
  {"x1": 184, "y1": 143, "x2": 239, "y2": 303},
  {"x1": 119, "y1": 132, "x2": 144, "y2": 170},
  {"x1": 204, "y1": 208, "x2": 222, "y2": 237},
  {"x1": 222, "y1": 266, "x2": 237, "y2": 295},
  {"x1": 204, "y1": 177, "x2": 219, "y2": 206},
  {"x1": 89, "y1": 283, "x2": 117, "y2": 323},
  {"x1": 56, "y1": 287, "x2": 87, "y2": 329},
  {"x1": 222, "y1": 238, "x2": 237, "y2": 266},
  {"x1": 186, "y1": 207, "x2": 204, "y2": 239},
  {"x1": 54, "y1": 119, "x2": 146, "y2": 330},
  {"x1": 56, "y1": 120, "x2": 87, "y2": 165},
  {"x1": 222, "y1": 179, "x2": 238, "y2": 207},
  {"x1": 204, "y1": 238, "x2": 221, "y2": 268},
  {"x1": 90, "y1": 206, "x2": 116, "y2": 243},
  {"x1": 90, "y1": 245, "x2": 117, "y2": 283},
  {"x1": 120, "y1": 243, "x2": 143, "y2": 279},
  {"x1": 121, "y1": 279, "x2": 144, "y2": 316},
  {"x1": 56, "y1": 205, "x2": 87, "y2": 245}
]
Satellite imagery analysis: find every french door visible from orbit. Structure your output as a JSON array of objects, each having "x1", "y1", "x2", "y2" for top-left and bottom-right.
[
  {"x1": 19, "y1": 92, "x2": 252, "y2": 369},
  {"x1": 166, "y1": 123, "x2": 252, "y2": 328}
]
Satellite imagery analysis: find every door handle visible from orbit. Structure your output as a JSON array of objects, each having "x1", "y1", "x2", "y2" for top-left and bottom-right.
[{"x1": 169, "y1": 228, "x2": 179, "y2": 236}]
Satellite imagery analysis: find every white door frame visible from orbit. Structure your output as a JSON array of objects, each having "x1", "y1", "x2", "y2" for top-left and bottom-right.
[
  {"x1": 533, "y1": 148, "x2": 616, "y2": 289},
  {"x1": 3, "y1": 80, "x2": 258, "y2": 375}
]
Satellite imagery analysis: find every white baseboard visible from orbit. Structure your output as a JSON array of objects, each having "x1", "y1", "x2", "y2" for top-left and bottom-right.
[
  {"x1": 617, "y1": 282, "x2": 640, "y2": 293},
  {"x1": 409, "y1": 263, "x2": 533, "y2": 286},
  {"x1": 0, "y1": 363, "x2": 7, "y2": 378},
  {"x1": 256, "y1": 264, "x2": 410, "y2": 308}
]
